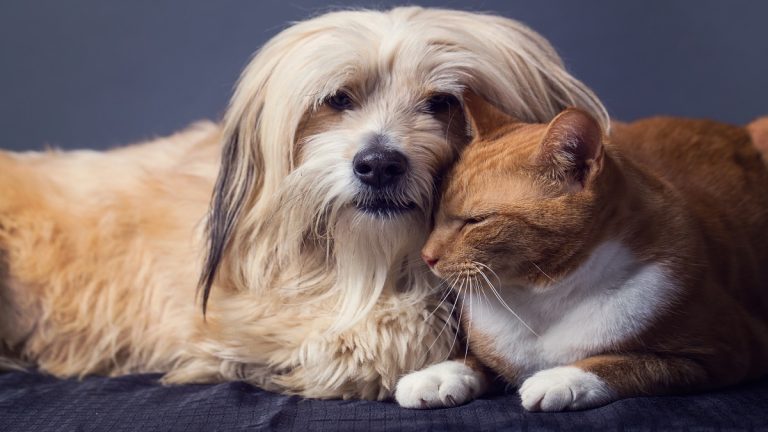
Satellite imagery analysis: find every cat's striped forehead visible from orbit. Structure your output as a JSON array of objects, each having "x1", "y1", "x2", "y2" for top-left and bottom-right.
[
  {"x1": 463, "y1": 124, "x2": 543, "y2": 168},
  {"x1": 443, "y1": 123, "x2": 548, "y2": 207}
]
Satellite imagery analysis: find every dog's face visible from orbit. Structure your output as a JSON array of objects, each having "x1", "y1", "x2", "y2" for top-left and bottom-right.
[{"x1": 293, "y1": 71, "x2": 468, "y2": 224}]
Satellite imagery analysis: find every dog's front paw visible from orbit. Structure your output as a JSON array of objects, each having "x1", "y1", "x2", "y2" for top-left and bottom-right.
[
  {"x1": 395, "y1": 360, "x2": 486, "y2": 409},
  {"x1": 519, "y1": 366, "x2": 614, "y2": 412}
]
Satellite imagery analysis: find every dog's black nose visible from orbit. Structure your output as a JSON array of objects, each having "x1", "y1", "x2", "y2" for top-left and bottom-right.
[{"x1": 353, "y1": 145, "x2": 408, "y2": 188}]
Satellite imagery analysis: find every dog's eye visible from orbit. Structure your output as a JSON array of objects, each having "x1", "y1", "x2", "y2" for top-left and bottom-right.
[
  {"x1": 426, "y1": 93, "x2": 459, "y2": 113},
  {"x1": 326, "y1": 91, "x2": 354, "y2": 111}
]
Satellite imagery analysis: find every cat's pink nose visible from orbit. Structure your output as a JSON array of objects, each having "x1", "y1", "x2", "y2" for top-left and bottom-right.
[{"x1": 422, "y1": 253, "x2": 438, "y2": 268}]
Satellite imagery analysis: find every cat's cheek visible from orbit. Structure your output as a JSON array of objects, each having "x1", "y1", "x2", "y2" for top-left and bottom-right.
[{"x1": 518, "y1": 366, "x2": 616, "y2": 412}]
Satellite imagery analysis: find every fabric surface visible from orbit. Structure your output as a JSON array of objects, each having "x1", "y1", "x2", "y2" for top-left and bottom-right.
[{"x1": 2, "y1": 372, "x2": 768, "y2": 431}]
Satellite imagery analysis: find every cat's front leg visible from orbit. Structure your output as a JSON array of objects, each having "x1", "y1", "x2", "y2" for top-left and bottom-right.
[
  {"x1": 519, "y1": 353, "x2": 706, "y2": 412},
  {"x1": 395, "y1": 356, "x2": 489, "y2": 408},
  {"x1": 518, "y1": 365, "x2": 615, "y2": 411}
]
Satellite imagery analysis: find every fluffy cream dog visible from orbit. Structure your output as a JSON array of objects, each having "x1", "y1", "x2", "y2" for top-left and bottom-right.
[{"x1": 0, "y1": 7, "x2": 608, "y2": 405}]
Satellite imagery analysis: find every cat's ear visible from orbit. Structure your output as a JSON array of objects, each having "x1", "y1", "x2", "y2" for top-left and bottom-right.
[
  {"x1": 463, "y1": 91, "x2": 518, "y2": 139},
  {"x1": 537, "y1": 108, "x2": 604, "y2": 188}
]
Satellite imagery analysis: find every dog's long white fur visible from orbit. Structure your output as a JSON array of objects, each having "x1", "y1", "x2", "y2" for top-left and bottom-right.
[{"x1": 0, "y1": 7, "x2": 608, "y2": 401}]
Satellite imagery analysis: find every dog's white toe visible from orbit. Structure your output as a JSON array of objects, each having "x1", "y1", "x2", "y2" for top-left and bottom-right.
[
  {"x1": 519, "y1": 366, "x2": 614, "y2": 412},
  {"x1": 395, "y1": 360, "x2": 486, "y2": 409}
]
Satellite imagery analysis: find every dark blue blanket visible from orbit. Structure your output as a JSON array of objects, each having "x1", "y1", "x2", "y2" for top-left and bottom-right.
[{"x1": 2, "y1": 371, "x2": 767, "y2": 431}]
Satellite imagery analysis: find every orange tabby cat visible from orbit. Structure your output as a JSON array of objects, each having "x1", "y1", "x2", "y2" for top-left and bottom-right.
[{"x1": 420, "y1": 95, "x2": 768, "y2": 411}]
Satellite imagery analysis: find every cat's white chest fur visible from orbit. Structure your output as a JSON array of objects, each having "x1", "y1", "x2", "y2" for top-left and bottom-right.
[{"x1": 463, "y1": 240, "x2": 677, "y2": 384}]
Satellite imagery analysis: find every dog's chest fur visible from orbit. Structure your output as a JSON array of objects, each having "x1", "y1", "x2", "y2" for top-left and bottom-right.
[{"x1": 463, "y1": 241, "x2": 677, "y2": 384}]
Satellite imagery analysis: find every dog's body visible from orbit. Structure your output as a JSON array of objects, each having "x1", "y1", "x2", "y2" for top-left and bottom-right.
[
  {"x1": 0, "y1": 122, "x2": 459, "y2": 398},
  {"x1": 0, "y1": 7, "x2": 607, "y2": 402}
]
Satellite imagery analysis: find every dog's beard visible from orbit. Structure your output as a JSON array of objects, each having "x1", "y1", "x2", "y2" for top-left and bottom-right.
[
  {"x1": 352, "y1": 187, "x2": 417, "y2": 218},
  {"x1": 253, "y1": 130, "x2": 441, "y2": 328}
]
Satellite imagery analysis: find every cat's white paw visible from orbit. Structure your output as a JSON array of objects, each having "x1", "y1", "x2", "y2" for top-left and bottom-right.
[
  {"x1": 519, "y1": 366, "x2": 614, "y2": 412},
  {"x1": 395, "y1": 360, "x2": 486, "y2": 409}
]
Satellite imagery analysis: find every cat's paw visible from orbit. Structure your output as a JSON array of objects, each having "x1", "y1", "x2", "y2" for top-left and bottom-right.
[
  {"x1": 519, "y1": 366, "x2": 614, "y2": 412},
  {"x1": 395, "y1": 360, "x2": 487, "y2": 409}
]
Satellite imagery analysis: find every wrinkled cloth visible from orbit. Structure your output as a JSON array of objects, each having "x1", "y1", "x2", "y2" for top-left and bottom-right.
[{"x1": 2, "y1": 372, "x2": 767, "y2": 431}]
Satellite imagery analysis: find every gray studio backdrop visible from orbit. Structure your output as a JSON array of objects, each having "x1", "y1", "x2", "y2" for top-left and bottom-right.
[{"x1": 1, "y1": 0, "x2": 766, "y2": 151}]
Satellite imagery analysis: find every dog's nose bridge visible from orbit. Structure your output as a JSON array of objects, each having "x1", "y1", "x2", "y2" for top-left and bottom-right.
[{"x1": 368, "y1": 133, "x2": 391, "y2": 148}]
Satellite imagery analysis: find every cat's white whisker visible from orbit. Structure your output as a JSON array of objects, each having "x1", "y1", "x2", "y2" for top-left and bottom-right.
[
  {"x1": 475, "y1": 274, "x2": 493, "y2": 311},
  {"x1": 475, "y1": 261, "x2": 503, "y2": 286},
  {"x1": 423, "y1": 272, "x2": 463, "y2": 360},
  {"x1": 445, "y1": 273, "x2": 468, "y2": 360},
  {"x1": 424, "y1": 273, "x2": 458, "y2": 322},
  {"x1": 473, "y1": 263, "x2": 540, "y2": 338},
  {"x1": 529, "y1": 261, "x2": 555, "y2": 283},
  {"x1": 464, "y1": 277, "x2": 474, "y2": 362}
]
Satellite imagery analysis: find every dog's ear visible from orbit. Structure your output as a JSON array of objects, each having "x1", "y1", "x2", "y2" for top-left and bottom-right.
[
  {"x1": 196, "y1": 22, "x2": 330, "y2": 314},
  {"x1": 199, "y1": 122, "x2": 263, "y2": 315}
]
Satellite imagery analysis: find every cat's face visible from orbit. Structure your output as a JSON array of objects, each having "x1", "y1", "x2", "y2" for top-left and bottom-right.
[{"x1": 422, "y1": 95, "x2": 605, "y2": 289}]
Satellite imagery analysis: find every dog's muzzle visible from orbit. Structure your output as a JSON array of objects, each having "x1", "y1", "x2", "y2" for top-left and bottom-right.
[{"x1": 352, "y1": 135, "x2": 416, "y2": 217}]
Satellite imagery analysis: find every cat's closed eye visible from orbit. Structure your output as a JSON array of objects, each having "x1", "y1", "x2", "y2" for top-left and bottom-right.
[{"x1": 463, "y1": 214, "x2": 491, "y2": 227}]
